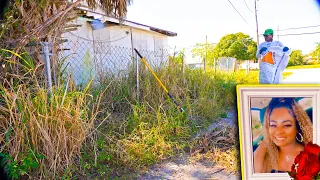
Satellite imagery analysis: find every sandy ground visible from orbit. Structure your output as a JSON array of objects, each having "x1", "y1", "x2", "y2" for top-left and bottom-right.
[
  {"x1": 136, "y1": 154, "x2": 239, "y2": 180},
  {"x1": 135, "y1": 108, "x2": 241, "y2": 180}
]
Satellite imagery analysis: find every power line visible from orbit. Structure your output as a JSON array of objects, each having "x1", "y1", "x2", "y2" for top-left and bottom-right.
[
  {"x1": 68, "y1": 31, "x2": 129, "y2": 42},
  {"x1": 244, "y1": 0, "x2": 254, "y2": 13},
  {"x1": 259, "y1": 31, "x2": 320, "y2": 36},
  {"x1": 279, "y1": 31, "x2": 320, "y2": 36},
  {"x1": 277, "y1": 24, "x2": 320, "y2": 31},
  {"x1": 254, "y1": 0, "x2": 259, "y2": 64},
  {"x1": 226, "y1": 0, "x2": 254, "y2": 30}
]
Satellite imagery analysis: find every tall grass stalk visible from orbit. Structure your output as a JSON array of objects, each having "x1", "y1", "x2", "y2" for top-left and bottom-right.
[
  {"x1": 1, "y1": 49, "x2": 260, "y2": 178},
  {"x1": 0, "y1": 71, "x2": 103, "y2": 178},
  {"x1": 77, "y1": 63, "x2": 259, "y2": 178}
]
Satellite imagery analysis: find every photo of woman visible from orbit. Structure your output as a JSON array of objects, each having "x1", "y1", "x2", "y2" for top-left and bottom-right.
[{"x1": 251, "y1": 97, "x2": 313, "y2": 173}]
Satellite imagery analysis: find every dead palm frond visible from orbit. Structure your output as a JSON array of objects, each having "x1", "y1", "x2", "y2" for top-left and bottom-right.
[{"x1": 0, "y1": 0, "x2": 132, "y2": 84}]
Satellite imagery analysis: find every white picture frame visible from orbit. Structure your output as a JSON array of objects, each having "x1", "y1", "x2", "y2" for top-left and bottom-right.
[{"x1": 236, "y1": 85, "x2": 320, "y2": 180}]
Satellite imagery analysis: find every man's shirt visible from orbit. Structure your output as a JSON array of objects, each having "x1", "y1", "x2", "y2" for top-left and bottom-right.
[{"x1": 256, "y1": 41, "x2": 284, "y2": 59}]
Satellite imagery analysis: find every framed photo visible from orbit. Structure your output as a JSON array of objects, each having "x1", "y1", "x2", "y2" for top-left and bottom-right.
[{"x1": 236, "y1": 85, "x2": 320, "y2": 180}]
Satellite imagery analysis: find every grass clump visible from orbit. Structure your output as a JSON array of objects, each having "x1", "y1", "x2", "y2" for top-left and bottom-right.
[
  {"x1": 1, "y1": 48, "x2": 260, "y2": 178},
  {"x1": 76, "y1": 65, "x2": 259, "y2": 178},
  {"x1": 0, "y1": 52, "x2": 101, "y2": 179}
]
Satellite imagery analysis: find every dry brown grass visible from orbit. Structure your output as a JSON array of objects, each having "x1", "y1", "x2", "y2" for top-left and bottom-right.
[
  {"x1": 0, "y1": 76, "x2": 102, "y2": 178},
  {"x1": 190, "y1": 123, "x2": 240, "y2": 173}
]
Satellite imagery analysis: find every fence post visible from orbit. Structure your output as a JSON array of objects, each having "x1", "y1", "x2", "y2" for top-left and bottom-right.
[
  {"x1": 214, "y1": 58, "x2": 216, "y2": 73},
  {"x1": 227, "y1": 58, "x2": 229, "y2": 72},
  {"x1": 52, "y1": 45, "x2": 57, "y2": 86},
  {"x1": 130, "y1": 28, "x2": 139, "y2": 101},
  {"x1": 41, "y1": 42, "x2": 53, "y2": 95},
  {"x1": 246, "y1": 60, "x2": 249, "y2": 75},
  {"x1": 136, "y1": 52, "x2": 139, "y2": 102},
  {"x1": 182, "y1": 54, "x2": 185, "y2": 74},
  {"x1": 203, "y1": 57, "x2": 206, "y2": 73}
]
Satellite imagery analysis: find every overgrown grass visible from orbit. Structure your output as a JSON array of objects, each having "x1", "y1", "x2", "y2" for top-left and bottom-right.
[
  {"x1": 1, "y1": 53, "x2": 259, "y2": 179},
  {"x1": 0, "y1": 79, "x2": 103, "y2": 179},
  {"x1": 0, "y1": 49, "x2": 105, "y2": 179},
  {"x1": 74, "y1": 65, "x2": 259, "y2": 178}
]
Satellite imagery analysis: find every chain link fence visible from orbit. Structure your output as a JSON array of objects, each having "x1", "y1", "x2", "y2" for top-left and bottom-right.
[
  {"x1": 58, "y1": 39, "x2": 170, "y2": 85},
  {"x1": 216, "y1": 57, "x2": 237, "y2": 72}
]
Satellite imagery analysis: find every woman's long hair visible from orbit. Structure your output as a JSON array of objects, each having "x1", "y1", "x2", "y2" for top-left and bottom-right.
[{"x1": 262, "y1": 98, "x2": 313, "y2": 172}]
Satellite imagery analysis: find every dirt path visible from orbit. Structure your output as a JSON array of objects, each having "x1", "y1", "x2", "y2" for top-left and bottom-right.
[
  {"x1": 135, "y1": 108, "x2": 241, "y2": 180},
  {"x1": 136, "y1": 154, "x2": 239, "y2": 180}
]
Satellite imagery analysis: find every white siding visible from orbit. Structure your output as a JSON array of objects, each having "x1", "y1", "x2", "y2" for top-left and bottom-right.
[{"x1": 60, "y1": 16, "x2": 171, "y2": 85}]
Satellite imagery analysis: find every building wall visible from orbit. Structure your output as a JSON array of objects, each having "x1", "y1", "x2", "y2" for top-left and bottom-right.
[
  {"x1": 238, "y1": 60, "x2": 259, "y2": 70},
  {"x1": 60, "y1": 17, "x2": 171, "y2": 85}
]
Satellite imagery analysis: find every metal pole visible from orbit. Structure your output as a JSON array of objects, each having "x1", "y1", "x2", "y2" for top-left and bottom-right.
[
  {"x1": 136, "y1": 52, "x2": 139, "y2": 101},
  {"x1": 130, "y1": 28, "x2": 134, "y2": 63},
  {"x1": 246, "y1": 60, "x2": 249, "y2": 75},
  {"x1": 130, "y1": 28, "x2": 140, "y2": 101},
  {"x1": 204, "y1": 35, "x2": 207, "y2": 73},
  {"x1": 172, "y1": 46, "x2": 176, "y2": 67},
  {"x1": 136, "y1": 52, "x2": 139, "y2": 100},
  {"x1": 52, "y1": 45, "x2": 57, "y2": 87},
  {"x1": 41, "y1": 42, "x2": 53, "y2": 95},
  {"x1": 182, "y1": 53, "x2": 185, "y2": 74},
  {"x1": 227, "y1": 58, "x2": 229, "y2": 72},
  {"x1": 254, "y1": 0, "x2": 260, "y2": 64},
  {"x1": 214, "y1": 58, "x2": 216, "y2": 73}
]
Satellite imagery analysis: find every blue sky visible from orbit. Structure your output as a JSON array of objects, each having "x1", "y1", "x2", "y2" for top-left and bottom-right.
[{"x1": 126, "y1": 0, "x2": 320, "y2": 56}]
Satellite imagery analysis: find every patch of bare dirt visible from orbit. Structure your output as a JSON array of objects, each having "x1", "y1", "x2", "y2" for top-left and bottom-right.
[
  {"x1": 136, "y1": 152, "x2": 239, "y2": 180},
  {"x1": 135, "y1": 108, "x2": 241, "y2": 180}
]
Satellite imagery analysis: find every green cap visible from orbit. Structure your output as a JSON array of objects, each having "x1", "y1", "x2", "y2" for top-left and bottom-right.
[{"x1": 263, "y1": 29, "x2": 274, "y2": 36}]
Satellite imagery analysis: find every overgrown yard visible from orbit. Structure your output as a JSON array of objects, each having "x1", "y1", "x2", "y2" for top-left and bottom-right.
[
  {"x1": 74, "y1": 67, "x2": 259, "y2": 179},
  {"x1": 0, "y1": 55, "x2": 259, "y2": 179},
  {"x1": 0, "y1": 0, "x2": 317, "y2": 179}
]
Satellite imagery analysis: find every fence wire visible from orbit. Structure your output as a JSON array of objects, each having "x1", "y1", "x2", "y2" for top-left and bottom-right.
[
  {"x1": 216, "y1": 57, "x2": 237, "y2": 72},
  {"x1": 58, "y1": 39, "x2": 170, "y2": 85}
]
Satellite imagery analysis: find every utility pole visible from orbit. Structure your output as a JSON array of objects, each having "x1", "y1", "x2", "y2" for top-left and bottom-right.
[
  {"x1": 204, "y1": 35, "x2": 207, "y2": 73},
  {"x1": 254, "y1": 0, "x2": 259, "y2": 64}
]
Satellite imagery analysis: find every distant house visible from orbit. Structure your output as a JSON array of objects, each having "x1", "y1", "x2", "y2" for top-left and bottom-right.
[
  {"x1": 188, "y1": 62, "x2": 204, "y2": 69},
  {"x1": 304, "y1": 55, "x2": 318, "y2": 64},
  {"x1": 183, "y1": 49, "x2": 204, "y2": 69},
  {"x1": 59, "y1": 3, "x2": 177, "y2": 85},
  {"x1": 238, "y1": 60, "x2": 259, "y2": 70}
]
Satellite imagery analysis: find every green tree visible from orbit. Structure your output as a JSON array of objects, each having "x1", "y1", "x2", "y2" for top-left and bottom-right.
[
  {"x1": 311, "y1": 43, "x2": 320, "y2": 63},
  {"x1": 213, "y1": 32, "x2": 257, "y2": 61},
  {"x1": 191, "y1": 43, "x2": 216, "y2": 66},
  {"x1": 288, "y1": 50, "x2": 304, "y2": 66},
  {"x1": 169, "y1": 48, "x2": 185, "y2": 65}
]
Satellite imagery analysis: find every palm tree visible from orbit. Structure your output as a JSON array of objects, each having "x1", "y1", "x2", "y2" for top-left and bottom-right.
[
  {"x1": 0, "y1": 0, "x2": 132, "y2": 83},
  {"x1": 1, "y1": 0, "x2": 132, "y2": 49}
]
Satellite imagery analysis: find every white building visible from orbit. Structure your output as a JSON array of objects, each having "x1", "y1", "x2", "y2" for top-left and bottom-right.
[{"x1": 59, "y1": 4, "x2": 177, "y2": 85}]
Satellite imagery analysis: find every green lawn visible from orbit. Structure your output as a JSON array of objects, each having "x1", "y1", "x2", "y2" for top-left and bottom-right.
[
  {"x1": 287, "y1": 64, "x2": 320, "y2": 69},
  {"x1": 238, "y1": 70, "x2": 293, "y2": 79}
]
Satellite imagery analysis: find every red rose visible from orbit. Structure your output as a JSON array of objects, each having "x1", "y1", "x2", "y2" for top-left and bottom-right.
[
  {"x1": 290, "y1": 163, "x2": 297, "y2": 179},
  {"x1": 292, "y1": 150, "x2": 320, "y2": 180},
  {"x1": 304, "y1": 142, "x2": 320, "y2": 155}
]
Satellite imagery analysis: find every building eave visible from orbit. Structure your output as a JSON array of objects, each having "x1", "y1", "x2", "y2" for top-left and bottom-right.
[{"x1": 76, "y1": 7, "x2": 177, "y2": 37}]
